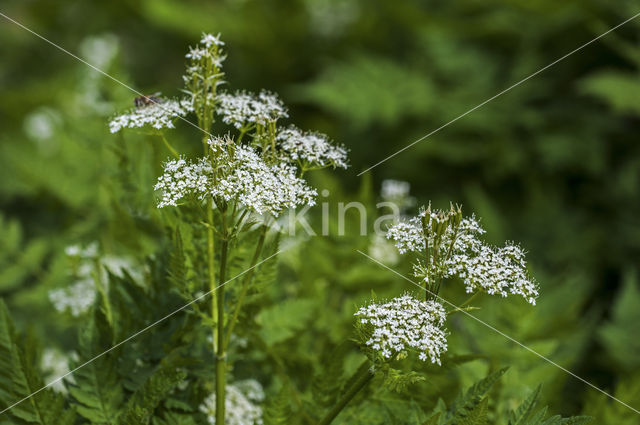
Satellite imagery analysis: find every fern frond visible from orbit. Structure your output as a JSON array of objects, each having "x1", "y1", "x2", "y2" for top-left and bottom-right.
[
  {"x1": 117, "y1": 363, "x2": 187, "y2": 425},
  {"x1": 68, "y1": 308, "x2": 123, "y2": 425},
  {"x1": 263, "y1": 383, "x2": 292, "y2": 425},
  {"x1": 0, "y1": 301, "x2": 75, "y2": 425}
]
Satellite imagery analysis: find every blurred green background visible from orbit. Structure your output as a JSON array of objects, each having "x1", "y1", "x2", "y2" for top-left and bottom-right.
[{"x1": 1, "y1": 0, "x2": 639, "y2": 422}]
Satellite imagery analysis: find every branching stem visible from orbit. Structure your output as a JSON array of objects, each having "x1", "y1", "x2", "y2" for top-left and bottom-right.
[{"x1": 223, "y1": 225, "x2": 267, "y2": 350}]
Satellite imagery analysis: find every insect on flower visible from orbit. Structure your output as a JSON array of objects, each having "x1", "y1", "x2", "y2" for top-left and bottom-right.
[{"x1": 134, "y1": 92, "x2": 164, "y2": 108}]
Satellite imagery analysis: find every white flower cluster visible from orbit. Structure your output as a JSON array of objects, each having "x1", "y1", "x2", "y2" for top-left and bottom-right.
[
  {"x1": 49, "y1": 278, "x2": 96, "y2": 317},
  {"x1": 216, "y1": 91, "x2": 288, "y2": 129},
  {"x1": 386, "y1": 220, "x2": 425, "y2": 254},
  {"x1": 276, "y1": 126, "x2": 348, "y2": 169},
  {"x1": 386, "y1": 209, "x2": 539, "y2": 304},
  {"x1": 186, "y1": 33, "x2": 225, "y2": 60},
  {"x1": 368, "y1": 234, "x2": 399, "y2": 265},
  {"x1": 49, "y1": 243, "x2": 142, "y2": 316},
  {"x1": 108, "y1": 98, "x2": 193, "y2": 133},
  {"x1": 212, "y1": 145, "x2": 316, "y2": 215},
  {"x1": 199, "y1": 380, "x2": 264, "y2": 425},
  {"x1": 153, "y1": 157, "x2": 213, "y2": 208},
  {"x1": 445, "y1": 242, "x2": 539, "y2": 305},
  {"x1": 41, "y1": 349, "x2": 75, "y2": 393},
  {"x1": 154, "y1": 139, "x2": 316, "y2": 215},
  {"x1": 381, "y1": 180, "x2": 411, "y2": 202},
  {"x1": 355, "y1": 294, "x2": 448, "y2": 364}
]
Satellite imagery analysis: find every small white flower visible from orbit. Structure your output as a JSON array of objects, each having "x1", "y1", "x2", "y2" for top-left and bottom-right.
[
  {"x1": 199, "y1": 380, "x2": 264, "y2": 425},
  {"x1": 276, "y1": 126, "x2": 348, "y2": 169},
  {"x1": 185, "y1": 47, "x2": 208, "y2": 60},
  {"x1": 355, "y1": 294, "x2": 448, "y2": 364},
  {"x1": 216, "y1": 90, "x2": 288, "y2": 129},
  {"x1": 109, "y1": 98, "x2": 193, "y2": 133},
  {"x1": 201, "y1": 33, "x2": 225, "y2": 48}
]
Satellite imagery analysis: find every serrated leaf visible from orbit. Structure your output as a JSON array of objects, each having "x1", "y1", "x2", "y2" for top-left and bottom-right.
[
  {"x1": 509, "y1": 385, "x2": 541, "y2": 425},
  {"x1": 0, "y1": 301, "x2": 75, "y2": 425},
  {"x1": 68, "y1": 308, "x2": 123, "y2": 425},
  {"x1": 256, "y1": 298, "x2": 316, "y2": 346}
]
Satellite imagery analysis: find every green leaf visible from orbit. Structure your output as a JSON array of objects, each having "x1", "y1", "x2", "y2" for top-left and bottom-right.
[
  {"x1": 423, "y1": 412, "x2": 441, "y2": 425},
  {"x1": 263, "y1": 384, "x2": 292, "y2": 425},
  {"x1": 0, "y1": 301, "x2": 75, "y2": 425},
  {"x1": 256, "y1": 298, "x2": 316, "y2": 346},
  {"x1": 68, "y1": 308, "x2": 123, "y2": 424},
  {"x1": 297, "y1": 54, "x2": 436, "y2": 128},
  {"x1": 458, "y1": 397, "x2": 489, "y2": 425},
  {"x1": 117, "y1": 357, "x2": 187, "y2": 425},
  {"x1": 597, "y1": 270, "x2": 640, "y2": 371},
  {"x1": 580, "y1": 71, "x2": 640, "y2": 115},
  {"x1": 508, "y1": 385, "x2": 541, "y2": 425}
]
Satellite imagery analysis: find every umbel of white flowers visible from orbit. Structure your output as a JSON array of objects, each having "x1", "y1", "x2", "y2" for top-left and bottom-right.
[
  {"x1": 276, "y1": 126, "x2": 349, "y2": 170},
  {"x1": 355, "y1": 294, "x2": 448, "y2": 364},
  {"x1": 109, "y1": 99, "x2": 193, "y2": 133},
  {"x1": 199, "y1": 380, "x2": 264, "y2": 425},
  {"x1": 387, "y1": 205, "x2": 539, "y2": 305},
  {"x1": 217, "y1": 90, "x2": 288, "y2": 129},
  {"x1": 153, "y1": 137, "x2": 318, "y2": 215}
]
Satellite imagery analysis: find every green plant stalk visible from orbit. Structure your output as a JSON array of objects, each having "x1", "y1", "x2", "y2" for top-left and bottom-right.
[
  {"x1": 215, "y1": 211, "x2": 230, "y2": 425},
  {"x1": 207, "y1": 202, "x2": 218, "y2": 353},
  {"x1": 448, "y1": 291, "x2": 480, "y2": 316},
  {"x1": 159, "y1": 133, "x2": 180, "y2": 158},
  {"x1": 317, "y1": 362, "x2": 374, "y2": 425},
  {"x1": 223, "y1": 225, "x2": 267, "y2": 350},
  {"x1": 93, "y1": 259, "x2": 113, "y2": 325}
]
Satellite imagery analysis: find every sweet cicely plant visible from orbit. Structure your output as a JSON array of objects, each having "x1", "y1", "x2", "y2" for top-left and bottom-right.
[
  {"x1": 317, "y1": 203, "x2": 540, "y2": 424},
  {"x1": 0, "y1": 32, "x2": 594, "y2": 425},
  {"x1": 110, "y1": 33, "x2": 348, "y2": 424}
]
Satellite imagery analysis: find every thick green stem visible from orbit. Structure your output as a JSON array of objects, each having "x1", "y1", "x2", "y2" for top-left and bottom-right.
[
  {"x1": 207, "y1": 200, "x2": 218, "y2": 353},
  {"x1": 223, "y1": 226, "x2": 267, "y2": 349},
  {"x1": 215, "y1": 225, "x2": 230, "y2": 425},
  {"x1": 317, "y1": 361, "x2": 374, "y2": 425}
]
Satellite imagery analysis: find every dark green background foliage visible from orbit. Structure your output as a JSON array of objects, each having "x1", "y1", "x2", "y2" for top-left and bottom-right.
[{"x1": 1, "y1": 0, "x2": 639, "y2": 423}]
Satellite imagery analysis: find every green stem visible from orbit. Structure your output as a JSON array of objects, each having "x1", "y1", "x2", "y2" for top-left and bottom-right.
[
  {"x1": 215, "y1": 212, "x2": 230, "y2": 425},
  {"x1": 207, "y1": 200, "x2": 218, "y2": 354},
  {"x1": 223, "y1": 226, "x2": 267, "y2": 350},
  {"x1": 159, "y1": 133, "x2": 180, "y2": 158},
  {"x1": 317, "y1": 361, "x2": 374, "y2": 425},
  {"x1": 448, "y1": 291, "x2": 481, "y2": 316}
]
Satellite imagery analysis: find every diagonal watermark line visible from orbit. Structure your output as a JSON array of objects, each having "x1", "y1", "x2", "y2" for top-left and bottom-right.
[
  {"x1": 0, "y1": 249, "x2": 283, "y2": 416},
  {"x1": 357, "y1": 250, "x2": 640, "y2": 415},
  {"x1": 357, "y1": 11, "x2": 640, "y2": 176},
  {"x1": 0, "y1": 11, "x2": 215, "y2": 140}
]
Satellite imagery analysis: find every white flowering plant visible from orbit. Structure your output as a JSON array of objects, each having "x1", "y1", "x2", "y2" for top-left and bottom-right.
[
  {"x1": 110, "y1": 32, "x2": 349, "y2": 425},
  {"x1": 320, "y1": 202, "x2": 543, "y2": 424},
  {"x1": 0, "y1": 33, "x2": 594, "y2": 425}
]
